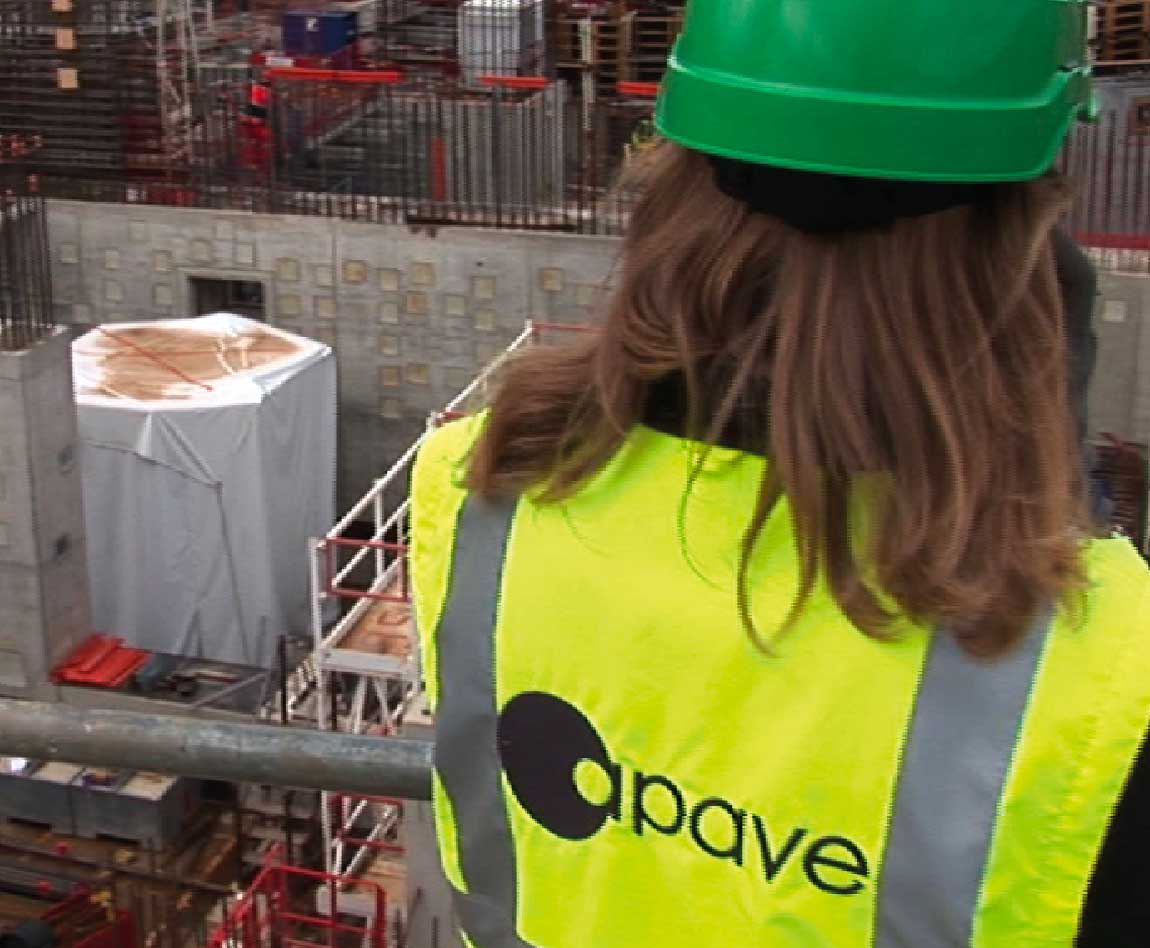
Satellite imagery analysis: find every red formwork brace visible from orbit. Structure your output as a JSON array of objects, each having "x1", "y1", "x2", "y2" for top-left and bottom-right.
[
  {"x1": 324, "y1": 536, "x2": 411, "y2": 603},
  {"x1": 479, "y1": 75, "x2": 550, "y2": 91},
  {"x1": 617, "y1": 81, "x2": 660, "y2": 99},
  {"x1": 265, "y1": 67, "x2": 404, "y2": 85},
  {"x1": 205, "y1": 846, "x2": 387, "y2": 948}
]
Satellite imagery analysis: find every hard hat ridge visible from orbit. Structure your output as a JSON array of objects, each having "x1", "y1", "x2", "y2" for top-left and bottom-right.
[{"x1": 656, "y1": 0, "x2": 1092, "y2": 183}]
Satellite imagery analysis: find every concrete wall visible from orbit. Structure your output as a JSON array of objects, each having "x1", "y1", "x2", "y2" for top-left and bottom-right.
[
  {"x1": 47, "y1": 201, "x2": 619, "y2": 510},
  {"x1": 0, "y1": 329, "x2": 89, "y2": 699},
  {"x1": 48, "y1": 200, "x2": 1150, "y2": 506},
  {"x1": 1089, "y1": 262, "x2": 1150, "y2": 445}
]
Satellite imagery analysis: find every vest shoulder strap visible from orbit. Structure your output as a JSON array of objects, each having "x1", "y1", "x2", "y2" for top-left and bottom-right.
[
  {"x1": 974, "y1": 537, "x2": 1150, "y2": 944},
  {"x1": 412, "y1": 414, "x2": 486, "y2": 705}
]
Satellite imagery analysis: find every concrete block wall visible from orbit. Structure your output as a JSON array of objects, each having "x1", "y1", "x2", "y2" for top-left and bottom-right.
[
  {"x1": 48, "y1": 199, "x2": 1150, "y2": 503},
  {"x1": 47, "y1": 201, "x2": 619, "y2": 510},
  {"x1": 0, "y1": 328, "x2": 89, "y2": 699},
  {"x1": 1090, "y1": 267, "x2": 1150, "y2": 444}
]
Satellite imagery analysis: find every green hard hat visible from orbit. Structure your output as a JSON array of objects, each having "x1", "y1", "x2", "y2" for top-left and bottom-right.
[{"x1": 656, "y1": 0, "x2": 1095, "y2": 182}]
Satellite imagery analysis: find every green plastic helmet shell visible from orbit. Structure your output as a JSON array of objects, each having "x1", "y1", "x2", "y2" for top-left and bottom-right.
[{"x1": 656, "y1": 0, "x2": 1094, "y2": 182}]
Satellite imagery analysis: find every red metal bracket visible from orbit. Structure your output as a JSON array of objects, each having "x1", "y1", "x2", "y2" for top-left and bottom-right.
[
  {"x1": 266, "y1": 67, "x2": 404, "y2": 85},
  {"x1": 617, "y1": 81, "x2": 660, "y2": 99},
  {"x1": 207, "y1": 846, "x2": 388, "y2": 948},
  {"x1": 323, "y1": 536, "x2": 410, "y2": 603},
  {"x1": 479, "y1": 75, "x2": 550, "y2": 91}
]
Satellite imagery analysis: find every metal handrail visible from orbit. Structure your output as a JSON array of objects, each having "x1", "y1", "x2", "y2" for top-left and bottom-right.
[{"x1": 0, "y1": 699, "x2": 434, "y2": 800}]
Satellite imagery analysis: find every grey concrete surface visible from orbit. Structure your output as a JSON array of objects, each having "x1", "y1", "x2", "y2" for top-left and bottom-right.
[
  {"x1": 0, "y1": 328, "x2": 89, "y2": 700},
  {"x1": 1089, "y1": 260, "x2": 1150, "y2": 446}
]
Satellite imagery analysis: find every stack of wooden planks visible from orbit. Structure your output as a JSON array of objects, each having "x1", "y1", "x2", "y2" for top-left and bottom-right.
[{"x1": 1095, "y1": 1, "x2": 1150, "y2": 66}]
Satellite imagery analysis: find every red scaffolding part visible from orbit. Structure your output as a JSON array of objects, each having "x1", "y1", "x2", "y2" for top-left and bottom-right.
[
  {"x1": 324, "y1": 536, "x2": 410, "y2": 603},
  {"x1": 205, "y1": 846, "x2": 388, "y2": 948},
  {"x1": 265, "y1": 67, "x2": 404, "y2": 84}
]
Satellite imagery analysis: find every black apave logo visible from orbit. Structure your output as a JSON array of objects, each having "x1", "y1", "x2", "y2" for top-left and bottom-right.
[{"x1": 497, "y1": 692, "x2": 870, "y2": 897}]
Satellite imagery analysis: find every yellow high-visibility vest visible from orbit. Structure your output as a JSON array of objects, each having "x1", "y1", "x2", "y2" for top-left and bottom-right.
[{"x1": 412, "y1": 415, "x2": 1150, "y2": 947}]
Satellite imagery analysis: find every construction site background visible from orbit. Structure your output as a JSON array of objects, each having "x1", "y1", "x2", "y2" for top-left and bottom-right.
[
  {"x1": 5, "y1": 4, "x2": 1150, "y2": 948},
  {"x1": 1, "y1": 1, "x2": 1150, "y2": 236}
]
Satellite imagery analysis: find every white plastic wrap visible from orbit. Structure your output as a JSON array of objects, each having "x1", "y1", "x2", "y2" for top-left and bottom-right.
[{"x1": 73, "y1": 314, "x2": 336, "y2": 667}]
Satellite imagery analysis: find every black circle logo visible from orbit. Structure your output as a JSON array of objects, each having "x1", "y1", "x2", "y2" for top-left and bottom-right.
[{"x1": 497, "y1": 692, "x2": 618, "y2": 841}]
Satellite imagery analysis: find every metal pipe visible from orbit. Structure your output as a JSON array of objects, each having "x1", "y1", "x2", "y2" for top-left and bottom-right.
[{"x1": 0, "y1": 699, "x2": 434, "y2": 800}]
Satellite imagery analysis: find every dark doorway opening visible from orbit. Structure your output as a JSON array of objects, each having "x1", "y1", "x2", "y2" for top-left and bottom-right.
[{"x1": 189, "y1": 277, "x2": 266, "y2": 320}]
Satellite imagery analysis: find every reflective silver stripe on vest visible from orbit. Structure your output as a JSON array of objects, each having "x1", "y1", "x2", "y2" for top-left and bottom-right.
[
  {"x1": 875, "y1": 616, "x2": 1050, "y2": 947},
  {"x1": 435, "y1": 494, "x2": 1051, "y2": 948},
  {"x1": 435, "y1": 494, "x2": 532, "y2": 948}
]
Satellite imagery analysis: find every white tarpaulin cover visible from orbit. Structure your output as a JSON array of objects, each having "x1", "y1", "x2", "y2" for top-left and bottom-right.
[{"x1": 72, "y1": 314, "x2": 336, "y2": 667}]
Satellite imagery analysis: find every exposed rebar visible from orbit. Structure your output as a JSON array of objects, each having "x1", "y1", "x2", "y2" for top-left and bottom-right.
[{"x1": 0, "y1": 176, "x2": 53, "y2": 350}]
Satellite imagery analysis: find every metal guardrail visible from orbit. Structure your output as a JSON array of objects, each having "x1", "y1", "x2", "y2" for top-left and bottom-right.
[
  {"x1": 0, "y1": 699, "x2": 435, "y2": 800},
  {"x1": 29, "y1": 89, "x2": 650, "y2": 237},
  {"x1": 34, "y1": 105, "x2": 1150, "y2": 248}
]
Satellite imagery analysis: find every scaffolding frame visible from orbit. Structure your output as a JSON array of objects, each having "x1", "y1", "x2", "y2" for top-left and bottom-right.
[
  {"x1": 302, "y1": 320, "x2": 590, "y2": 888},
  {"x1": 306, "y1": 322, "x2": 531, "y2": 883},
  {"x1": 205, "y1": 843, "x2": 388, "y2": 948}
]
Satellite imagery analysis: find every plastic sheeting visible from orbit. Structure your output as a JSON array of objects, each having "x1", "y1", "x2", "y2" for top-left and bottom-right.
[{"x1": 73, "y1": 315, "x2": 336, "y2": 668}]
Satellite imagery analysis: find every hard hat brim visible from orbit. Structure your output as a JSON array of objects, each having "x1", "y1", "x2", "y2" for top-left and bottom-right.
[{"x1": 656, "y1": 54, "x2": 1090, "y2": 184}]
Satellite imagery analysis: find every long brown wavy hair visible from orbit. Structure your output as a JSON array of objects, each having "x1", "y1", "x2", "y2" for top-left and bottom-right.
[{"x1": 468, "y1": 142, "x2": 1089, "y2": 656}]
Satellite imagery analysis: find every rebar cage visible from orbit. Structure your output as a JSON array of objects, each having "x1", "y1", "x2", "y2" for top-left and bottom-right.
[{"x1": 0, "y1": 173, "x2": 53, "y2": 351}]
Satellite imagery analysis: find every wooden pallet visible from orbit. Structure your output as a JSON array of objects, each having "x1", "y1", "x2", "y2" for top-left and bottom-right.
[
  {"x1": 553, "y1": 8, "x2": 633, "y2": 102},
  {"x1": 630, "y1": 10, "x2": 682, "y2": 83},
  {"x1": 1096, "y1": 0, "x2": 1150, "y2": 63}
]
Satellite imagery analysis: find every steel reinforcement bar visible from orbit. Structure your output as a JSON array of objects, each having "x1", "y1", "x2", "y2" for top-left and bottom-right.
[
  {"x1": 0, "y1": 182, "x2": 54, "y2": 349},
  {"x1": 0, "y1": 699, "x2": 434, "y2": 800}
]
